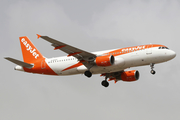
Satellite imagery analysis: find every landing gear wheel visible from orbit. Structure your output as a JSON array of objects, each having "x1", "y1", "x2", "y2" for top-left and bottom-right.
[
  {"x1": 84, "y1": 71, "x2": 92, "y2": 78},
  {"x1": 101, "y1": 80, "x2": 109, "y2": 87},
  {"x1": 150, "y1": 63, "x2": 156, "y2": 75},
  {"x1": 150, "y1": 70, "x2": 156, "y2": 75}
]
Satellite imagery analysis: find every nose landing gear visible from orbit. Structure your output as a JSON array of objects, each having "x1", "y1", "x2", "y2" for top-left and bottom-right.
[
  {"x1": 150, "y1": 63, "x2": 156, "y2": 75},
  {"x1": 151, "y1": 70, "x2": 156, "y2": 75}
]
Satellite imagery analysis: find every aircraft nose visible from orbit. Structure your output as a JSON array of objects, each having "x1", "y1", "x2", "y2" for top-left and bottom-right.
[{"x1": 168, "y1": 50, "x2": 176, "y2": 59}]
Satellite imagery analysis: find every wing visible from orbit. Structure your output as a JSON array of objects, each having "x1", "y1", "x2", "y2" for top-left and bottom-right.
[
  {"x1": 37, "y1": 34, "x2": 97, "y2": 68},
  {"x1": 100, "y1": 71, "x2": 124, "y2": 83}
]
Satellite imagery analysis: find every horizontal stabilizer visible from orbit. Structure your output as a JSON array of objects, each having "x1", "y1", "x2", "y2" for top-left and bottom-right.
[{"x1": 4, "y1": 57, "x2": 33, "y2": 68}]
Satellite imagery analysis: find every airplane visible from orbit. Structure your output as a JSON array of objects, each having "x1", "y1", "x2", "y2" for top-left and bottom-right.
[{"x1": 5, "y1": 34, "x2": 176, "y2": 87}]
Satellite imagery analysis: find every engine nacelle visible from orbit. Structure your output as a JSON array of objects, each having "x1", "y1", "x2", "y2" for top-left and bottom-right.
[
  {"x1": 121, "y1": 70, "x2": 140, "y2": 82},
  {"x1": 95, "y1": 55, "x2": 115, "y2": 67}
]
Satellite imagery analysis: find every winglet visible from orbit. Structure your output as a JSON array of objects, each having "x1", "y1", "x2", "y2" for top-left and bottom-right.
[{"x1": 37, "y1": 34, "x2": 41, "y2": 39}]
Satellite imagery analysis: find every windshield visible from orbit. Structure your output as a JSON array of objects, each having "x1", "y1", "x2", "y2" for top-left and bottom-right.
[{"x1": 158, "y1": 46, "x2": 169, "y2": 49}]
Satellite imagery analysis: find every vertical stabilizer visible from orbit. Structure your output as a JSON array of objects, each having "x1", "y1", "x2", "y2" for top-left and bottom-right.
[{"x1": 19, "y1": 36, "x2": 44, "y2": 63}]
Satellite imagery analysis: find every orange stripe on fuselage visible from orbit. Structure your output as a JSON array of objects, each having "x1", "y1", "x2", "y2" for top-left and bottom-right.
[
  {"x1": 62, "y1": 60, "x2": 85, "y2": 72},
  {"x1": 103, "y1": 44, "x2": 166, "y2": 57},
  {"x1": 23, "y1": 58, "x2": 57, "y2": 75}
]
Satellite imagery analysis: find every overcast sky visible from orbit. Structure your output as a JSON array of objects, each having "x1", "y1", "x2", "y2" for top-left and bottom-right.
[{"x1": 1, "y1": 0, "x2": 180, "y2": 120}]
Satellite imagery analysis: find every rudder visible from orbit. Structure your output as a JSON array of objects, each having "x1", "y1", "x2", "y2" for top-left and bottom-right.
[{"x1": 19, "y1": 36, "x2": 44, "y2": 63}]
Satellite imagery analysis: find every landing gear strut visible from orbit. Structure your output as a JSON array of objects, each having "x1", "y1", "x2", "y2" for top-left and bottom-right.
[
  {"x1": 84, "y1": 71, "x2": 92, "y2": 78},
  {"x1": 150, "y1": 63, "x2": 156, "y2": 75}
]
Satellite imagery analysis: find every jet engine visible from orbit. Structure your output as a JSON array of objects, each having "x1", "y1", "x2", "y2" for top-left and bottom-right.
[
  {"x1": 121, "y1": 70, "x2": 140, "y2": 82},
  {"x1": 95, "y1": 55, "x2": 115, "y2": 67}
]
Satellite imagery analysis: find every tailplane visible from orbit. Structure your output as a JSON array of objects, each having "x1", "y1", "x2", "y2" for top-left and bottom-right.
[
  {"x1": 19, "y1": 36, "x2": 44, "y2": 63},
  {"x1": 4, "y1": 57, "x2": 33, "y2": 68}
]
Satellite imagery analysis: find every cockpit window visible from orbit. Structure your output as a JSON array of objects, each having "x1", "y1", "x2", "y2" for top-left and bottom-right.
[{"x1": 158, "y1": 47, "x2": 169, "y2": 49}]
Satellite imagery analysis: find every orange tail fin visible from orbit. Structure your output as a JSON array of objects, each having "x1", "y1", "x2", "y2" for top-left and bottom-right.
[{"x1": 19, "y1": 36, "x2": 44, "y2": 63}]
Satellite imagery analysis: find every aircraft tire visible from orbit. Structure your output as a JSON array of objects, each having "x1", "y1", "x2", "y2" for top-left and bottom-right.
[
  {"x1": 84, "y1": 71, "x2": 92, "y2": 78},
  {"x1": 101, "y1": 80, "x2": 109, "y2": 87},
  {"x1": 151, "y1": 70, "x2": 156, "y2": 75}
]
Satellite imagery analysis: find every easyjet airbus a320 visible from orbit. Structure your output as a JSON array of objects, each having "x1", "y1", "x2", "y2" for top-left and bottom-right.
[{"x1": 5, "y1": 34, "x2": 176, "y2": 87}]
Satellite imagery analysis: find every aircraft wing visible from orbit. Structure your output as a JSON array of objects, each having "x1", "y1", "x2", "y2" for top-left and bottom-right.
[{"x1": 37, "y1": 34, "x2": 97, "y2": 68}]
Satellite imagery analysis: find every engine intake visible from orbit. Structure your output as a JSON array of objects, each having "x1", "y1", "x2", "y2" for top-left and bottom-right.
[
  {"x1": 95, "y1": 55, "x2": 115, "y2": 67},
  {"x1": 121, "y1": 70, "x2": 140, "y2": 82}
]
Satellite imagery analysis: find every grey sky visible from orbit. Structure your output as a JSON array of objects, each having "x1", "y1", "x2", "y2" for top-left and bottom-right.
[{"x1": 1, "y1": 0, "x2": 180, "y2": 120}]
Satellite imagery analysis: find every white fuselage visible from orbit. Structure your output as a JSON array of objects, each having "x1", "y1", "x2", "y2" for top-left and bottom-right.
[{"x1": 45, "y1": 46, "x2": 176, "y2": 75}]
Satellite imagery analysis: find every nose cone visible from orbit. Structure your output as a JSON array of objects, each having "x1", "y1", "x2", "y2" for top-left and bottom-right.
[{"x1": 168, "y1": 50, "x2": 176, "y2": 60}]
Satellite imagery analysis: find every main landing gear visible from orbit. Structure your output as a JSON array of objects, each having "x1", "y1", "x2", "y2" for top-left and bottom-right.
[
  {"x1": 150, "y1": 63, "x2": 156, "y2": 75},
  {"x1": 101, "y1": 80, "x2": 109, "y2": 87},
  {"x1": 101, "y1": 76, "x2": 109, "y2": 87},
  {"x1": 84, "y1": 70, "x2": 92, "y2": 78},
  {"x1": 84, "y1": 71, "x2": 109, "y2": 87}
]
